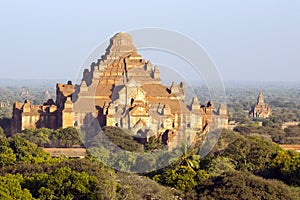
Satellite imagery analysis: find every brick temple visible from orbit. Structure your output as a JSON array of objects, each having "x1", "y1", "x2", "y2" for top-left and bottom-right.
[{"x1": 12, "y1": 32, "x2": 228, "y2": 148}]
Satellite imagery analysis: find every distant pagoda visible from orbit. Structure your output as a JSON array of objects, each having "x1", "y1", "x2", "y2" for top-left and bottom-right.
[{"x1": 250, "y1": 91, "x2": 272, "y2": 118}]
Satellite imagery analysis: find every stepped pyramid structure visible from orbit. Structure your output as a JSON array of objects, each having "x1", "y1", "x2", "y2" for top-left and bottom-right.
[
  {"x1": 12, "y1": 32, "x2": 228, "y2": 149},
  {"x1": 250, "y1": 91, "x2": 272, "y2": 118}
]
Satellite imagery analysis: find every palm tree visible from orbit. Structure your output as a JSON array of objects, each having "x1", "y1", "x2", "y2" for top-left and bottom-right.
[{"x1": 173, "y1": 143, "x2": 201, "y2": 172}]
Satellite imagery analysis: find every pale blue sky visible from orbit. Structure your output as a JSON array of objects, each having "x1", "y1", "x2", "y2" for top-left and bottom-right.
[{"x1": 0, "y1": 1, "x2": 299, "y2": 82}]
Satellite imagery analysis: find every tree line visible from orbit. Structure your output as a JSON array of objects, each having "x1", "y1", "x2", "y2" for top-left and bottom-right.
[{"x1": 1, "y1": 125, "x2": 300, "y2": 199}]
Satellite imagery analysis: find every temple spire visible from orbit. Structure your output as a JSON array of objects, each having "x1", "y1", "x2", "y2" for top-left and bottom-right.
[
  {"x1": 191, "y1": 97, "x2": 200, "y2": 110},
  {"x1": 257, "y1": 90, "x2": 264, "y2": 104},
  {"x1": 105, "y1": 32, "x2": 137, "y2": 58}
]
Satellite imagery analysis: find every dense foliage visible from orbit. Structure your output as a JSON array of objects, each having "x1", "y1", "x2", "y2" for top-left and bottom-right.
[
  {"x1": 0, "y1": 127, "x2": 300, "y2": 199},
  {"x1": 0, "y1": 174, "x2": 33, "y2": 200},
  {"x1": 146, "y1": 129, "x2": 300, "y2": 199},
  {"x1": 234, "y1": 123, "x2": 300, "y2": 144},
  {"x1": 14, "y1": 127, "x2": 83, "y2": 148},
  {"x1": 101, "y1": 126, "x2": 144, "y2": 152},
  {"x1": 0, "y1": 134, "x2": 183, "y2": 199},
  {"x1": 197, "y1": 171, "x2": 299, "y2": 200}
]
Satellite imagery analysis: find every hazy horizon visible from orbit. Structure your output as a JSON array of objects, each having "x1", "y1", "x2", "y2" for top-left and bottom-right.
[{"x1": 1, "y1": 78, "x2": 299, "y2": 88}]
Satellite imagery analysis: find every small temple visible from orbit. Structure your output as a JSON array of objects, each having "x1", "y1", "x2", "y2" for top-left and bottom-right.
[{"x1": 250, "y1": 91, "x2": 272, "y2": 118}]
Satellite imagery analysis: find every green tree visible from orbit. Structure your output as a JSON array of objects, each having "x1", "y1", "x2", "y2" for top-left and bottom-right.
[
  {"x1": 132, "y1": 153, "x2": 157, "y2": 172},
  {"x1": 144, "y1": 136, "x2": 163, "y2": 151},
  {"x1": 221, "y1": 135, "x2": 280, "y2": 172},
  {"x1": 9, "y1": 135, "x2": 50, "y2": 163},
  {"x1": 0, "y1": 146, "x2": 16, "y2": 167},
  {"x1": 173, "y1": 144, "x2": 201, "y2": 172},
  {"x1": 103, "y1": 126, "x2": 144, "y2": 152},
  {"x1": 154, "y1": 165, "x2": 198, "y2": 191},
  {"x1": 152, "y1": 145, "x2": 208, "y2": 192},
  {"x1": 0, "y1": 174, "x2": 33, "y2": 200},
  {"x1": 197, "y1": 171, "x2": 299, "y2": 200},
  {"x1": 24, "y1": 167, "x2": 98, "y2": 200},
  {"x1": 53, "y1": 127, "x2": 82, "y2": 148},
  {"x1": 56, "y1": 159, "x2": 118, "y2": 199},
  {"x1": 268, "y1": 150, "x2": 300, "y2": 186},
  {"x1": 113, "y1": 151, "x2": 136, "y2": 172},
  {"x1": 20, "y1": 128, "x2": 52, "y2": 147},
  {"x1": 86, "y1": 146, "x2": 111, "y2": 165},
  {"x1": 206, "y1": 156, "x2": 236, "y2": 177}
]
